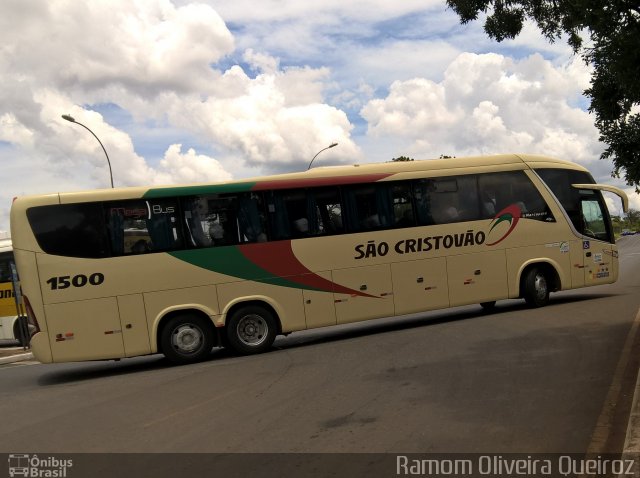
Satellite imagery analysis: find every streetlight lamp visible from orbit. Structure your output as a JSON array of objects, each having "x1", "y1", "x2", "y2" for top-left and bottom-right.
[
  {"x1": 307, "y1": 142, "x2": 338, "y2": 170},
  {"x1": 61, "y1": 114, "x2": 114, "y2": 188}
]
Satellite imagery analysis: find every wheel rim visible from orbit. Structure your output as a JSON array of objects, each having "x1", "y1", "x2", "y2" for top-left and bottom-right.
[
  {"x1": 171, "y1": 324, "x2": 204, "y2": 354},
  {"x1": 236, "y1": 314, "x2": 268, "y2": 347},
  {"x1": 534, "y1": 273, "x2": 548, "y2": 301}
]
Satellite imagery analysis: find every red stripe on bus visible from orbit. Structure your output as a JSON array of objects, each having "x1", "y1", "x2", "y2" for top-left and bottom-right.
[
  {"x1": 239, "y1": 241, "x2": 376, "y2": 297},
  {"x1": 250, "y1": 173, "x2": 394, "y2": 191}
]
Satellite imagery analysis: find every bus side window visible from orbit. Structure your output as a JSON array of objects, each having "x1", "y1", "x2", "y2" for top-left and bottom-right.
[
  {"x1": 267, "y1": 188, "x2": 343, "y2": 239},
  {"x1": 478, "y1": 174, "x2": 501, "y2": 219},
  {"x1": 343, "y1": 184, "x2": 393, "y2": 232},
  {"x1": 107, "y1": 199, "x2": 182, "y2": 255},
  {"x1": 429, "y1": 178, "x2": 460, "y2": 224},
  {"x1": 267, "y1": 190, "x2": 307, "y2": 239},
  {"x1": 392, "y1": 183, "x2": 416, "y2": 228},
  {"x1": 237, "y1": 193, "x2": 267, "y2": 243},
  {"x1": 182, "y1": 194, "x2": 251, "y2": 248},
  {"x1": 479, "y1": 171, "x2": 555, "y2": 222},
  {"x1": 413, "y1": 180, "x2": 434, "y2": 226},
  {"x1": 314, "y1": 188, "x2": 343, "y2": 235}
]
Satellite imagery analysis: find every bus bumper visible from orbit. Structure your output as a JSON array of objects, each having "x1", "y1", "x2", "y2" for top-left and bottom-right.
[{"x1": 30, "y1": 331, "x2": 53, "y2": 364}]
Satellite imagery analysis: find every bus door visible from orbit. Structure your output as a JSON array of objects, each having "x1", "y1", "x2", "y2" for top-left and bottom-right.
[
  {"x1": 578, "y1": 191, "x2": 615, "y2": 286},
  {"x1": 571, "y1": 184, "x2": 629, "y2": 286},
  {"x1": 572, "y1": 184, "x2": 628, "y2": 287}
]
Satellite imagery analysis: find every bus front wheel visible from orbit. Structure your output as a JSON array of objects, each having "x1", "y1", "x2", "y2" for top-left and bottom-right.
[
  {"x1": 160, "y1": 314, "x2": 214, "y2": 364},
  {"x1": 522, "y1": 267, "x2": 550, "y2": 308},
  {"x1": 226, "y1": 305, "x2": 277, "y2": 355}
]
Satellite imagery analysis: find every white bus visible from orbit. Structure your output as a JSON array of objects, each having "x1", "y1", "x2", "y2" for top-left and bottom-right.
[
  {"x1": 0, "y1": 238, "x2": 29, "y2": 346},
  {"x1": 10, "y1": 154, "x2": 628, "y2": 364}
]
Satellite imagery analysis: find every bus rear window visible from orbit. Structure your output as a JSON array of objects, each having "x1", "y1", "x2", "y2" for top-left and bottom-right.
[{"x1": 27, "y1": 203, "x2": 108, "y2": 258}]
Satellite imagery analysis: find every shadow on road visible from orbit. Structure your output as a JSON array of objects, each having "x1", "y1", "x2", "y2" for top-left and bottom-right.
[
  {"x1": 272, "y1": 291, "x2": 620, "y2": 352},
  {"x1": 36, "y1": 348, "x2": 233, "y2": 386}
]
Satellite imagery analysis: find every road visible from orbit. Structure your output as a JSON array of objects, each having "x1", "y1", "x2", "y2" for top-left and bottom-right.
[{"x1": 1, "y1": 235, "x2": 639, "y2": 458}]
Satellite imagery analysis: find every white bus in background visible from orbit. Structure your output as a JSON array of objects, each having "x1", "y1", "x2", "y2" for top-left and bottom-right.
[{"x1": 0, "y1": 238, "x2": 29, "y2": 345}]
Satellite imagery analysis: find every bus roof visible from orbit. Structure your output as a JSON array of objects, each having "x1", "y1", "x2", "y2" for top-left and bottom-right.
[{"x1": 13, "y1": 153, "x2": 588, "y2": 205}]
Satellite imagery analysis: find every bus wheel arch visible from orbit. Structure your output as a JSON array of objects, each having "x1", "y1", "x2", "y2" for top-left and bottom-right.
[
  {"x1": 157, "y1": 309, "x2": 217, "y2": 364},
  {"x1": 223, "y1": 300, "x2": 281, "y2": 355},
  {"x1": 519, "y1": 262, "x2": 560, "y2": 308}
]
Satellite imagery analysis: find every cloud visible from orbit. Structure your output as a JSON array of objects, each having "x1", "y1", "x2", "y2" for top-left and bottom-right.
[
  {"x1": 163, "y1": 59, "x2": 362, "y2": 170},
  {"x1": 359, "y1": 50, "x2": 640, "y2": 213},
  {"x1": 360, "y1": 52, "x2": 601, "y2": 160},
  {"x1": 0, "y1": 0, "x2": 367, "y2": 232},
  {"x1": 0, "y1": 0, "x2": 234, "y2": 96},
  {"x1": 156, "y1": 144, "x2": 232, "y2": 184}
]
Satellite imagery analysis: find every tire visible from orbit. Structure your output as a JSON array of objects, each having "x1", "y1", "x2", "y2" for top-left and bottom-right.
[
  {"x1": 160, "y1": 314, "x2": 214, "y2": 364},
  {"x1": 13, "y1": 316, "x2": 30, "y2": 347},
  {"x1": 522, "y1": 267, "x2": 550, "y2": 308},
  {"x1": 226, "y1": 305, "x2": 278, "y2": 355},
  {"x1": 480, "y1": 301, "x2": 496, "y2": 311}
]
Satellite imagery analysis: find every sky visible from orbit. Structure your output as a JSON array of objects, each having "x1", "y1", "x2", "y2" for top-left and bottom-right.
[{"x1": 0, "y1": 0, "x2": 637, "y2": 236}]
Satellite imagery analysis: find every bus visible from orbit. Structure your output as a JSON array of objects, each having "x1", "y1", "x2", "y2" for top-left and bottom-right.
[
  {"x1": 10, "y1": 154, "x2": 629, "y2": 365},
  {"x1": 0, "y1": 238, "x2": 29, "y2": 346}
]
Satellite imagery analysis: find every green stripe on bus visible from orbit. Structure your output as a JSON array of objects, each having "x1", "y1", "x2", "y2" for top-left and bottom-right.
[
  {"x1": 143, "y1": 182, "x2": 257, "y2": 198},
  {"x1": 169, "y1": 247, "x2": 320, "y2": 291}
]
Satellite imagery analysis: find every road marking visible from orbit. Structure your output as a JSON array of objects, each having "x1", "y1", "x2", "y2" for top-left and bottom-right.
[{"x1": 587, "y1": 306, "x2": 640, "y2": 453}]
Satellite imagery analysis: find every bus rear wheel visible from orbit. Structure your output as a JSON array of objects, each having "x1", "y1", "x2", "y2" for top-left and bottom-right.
[
  {"x1": 160, "y1": 314, "x2": 214, "y2": 364},
  {"x1": 522, "y1": 267, "x2": 550, "y2": 308},
  {"x1": 226, "y1": 305, "x2": 277, "y2": 355}
]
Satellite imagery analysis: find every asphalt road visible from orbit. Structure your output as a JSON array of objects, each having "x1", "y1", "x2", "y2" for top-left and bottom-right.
[{"x1": 1, "y1": 235, "x2": 640, "y2": 456}]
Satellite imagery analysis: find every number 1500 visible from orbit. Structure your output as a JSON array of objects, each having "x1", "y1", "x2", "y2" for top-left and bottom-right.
[{"x1": 46, "y1": 273, "x2": 105, "y2": 290}]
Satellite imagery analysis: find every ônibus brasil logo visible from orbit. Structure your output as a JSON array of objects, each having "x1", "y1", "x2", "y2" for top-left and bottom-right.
[{"x1": 486, "y1": 204, "x2": 522, "y2": 246}]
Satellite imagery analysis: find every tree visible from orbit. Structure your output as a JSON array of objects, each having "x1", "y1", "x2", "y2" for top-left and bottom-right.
[
  {"x1": 626, "y1": 208, "x2": 640, "y2": 228},
  {"x1": 446, "y1": 0, "x2": 640, "y2": 190},
  {"x1": 391, "y1": 156, "x2": 415, "y2": 161}
]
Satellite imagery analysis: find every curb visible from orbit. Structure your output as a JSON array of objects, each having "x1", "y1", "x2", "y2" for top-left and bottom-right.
[
  {"x1": 0, "y1": 352, "x2": 34, "y2": 365},
  {"x1": 624, "y1": 307, "x2": 640, "y2": 453}
]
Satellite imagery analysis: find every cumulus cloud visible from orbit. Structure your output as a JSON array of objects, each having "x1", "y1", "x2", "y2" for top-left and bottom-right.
[
  {"x1": 156, "y1": 144, "x2": 233, "y2": 184},
  {"x1": 360, "y1": 51, "x2": 640, "y2": 214},
  {"x1": 0, "y1": 0, "x2": 364, "y2": 233},
  {"x1": 164, "y1": 61, "x2": 361, "y2": 170},
  {"x1": 361, "y1": 52, "x2": 602, "y2": 161},
  {"x1": 0, "y1": 0, "x2": 234, "y2": 96}
]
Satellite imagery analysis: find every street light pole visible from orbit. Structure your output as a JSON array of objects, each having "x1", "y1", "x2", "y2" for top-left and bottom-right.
[
  {"x1": 61, "y1": 114, "x2": 114, "y2": 188},
  {"x1": 307, "y1": 142, "x2": 338, "y2": 170}
]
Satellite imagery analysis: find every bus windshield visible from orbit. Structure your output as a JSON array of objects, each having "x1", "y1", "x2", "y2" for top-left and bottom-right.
[{"x1": 535, "y1": 168, "x2": 614, "y2": 243}]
